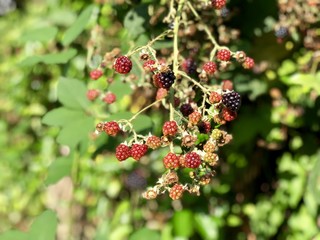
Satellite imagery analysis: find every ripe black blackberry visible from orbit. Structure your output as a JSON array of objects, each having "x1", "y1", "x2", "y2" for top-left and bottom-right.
[
  {"x1": 222, "y1": 91, "x2": 241, "y2": 112},
  {"x1": 158, "y1": 70, "x2": 176, "y2": 89},
  {"x1": 275, "y1": 26, "x2": 288, "y2": 39},
  {"x1": 180, "y1": 103, "x2": 194, "y2": 117}
]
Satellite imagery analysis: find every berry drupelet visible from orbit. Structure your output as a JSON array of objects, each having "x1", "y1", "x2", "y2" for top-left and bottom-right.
[
  {"x1": 169, "y1": 184, "x2": 184, "y2": 200},
  {"x1": 163, "y1": 152, "x2": 180, "y2": 169},
  {"x1": 113, "y1": 56, "x2": 132, "y2": 74},
  {"x1": 162, "y1": 121, "x2": 178, "y2": 136},
  {"x1": 115, "y1": 144, "x2": 131, "y2": 161},
  {"x1": 202, "y1": 61, "x2": 217, "y2": 75},
  {"x1": 217, "y1": 49, "x2": 231, "y2": 61},
  {"x1": 158, "y1": 70, "x2": 176, "y2": 89},
  {"x1": 222, "y1": 91, "x2": 241, "y2": 112},
  {"x1": 131, "y1": 144, "x2": 148, "y2": 160},
  {"x1": 242, "y1": 57, "x2": 255, "y2": 69},
  {"x1": 185, "y1": 152, "x2": 201, "y2": 169},
  {"x1": 104, "y1": 121, "x2": 121, "y2": 136}
]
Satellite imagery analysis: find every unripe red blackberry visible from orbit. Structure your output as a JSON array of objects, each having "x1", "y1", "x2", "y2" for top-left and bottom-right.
[
  {"x1": 180, "y1": 103, "x2": 194, "y2": 117},
  {"x1": 115, "y1": 144, "x2": 131, "y2": 161},
  {"x1": 169, "y1": 184, "x2": 184, "y2": 200},
  {"x1": 162, "y1": 121, "x2": 178, "y2": 136},
  {"x1": 146, "y1": 135, "x2": 161, "y2": 149},
  {"x1": 189, "y1": 111, "x2": 202, "y2": 125},
  {"x1": 222, "y1": 108, "x2": 237, "y2": 121},
  {"x1": 143, "y1": 59, "x2": 156, "y2": 72},
  {"x1": 209, "y1": 92, "x2": 222, "y2": 104},
  {"x1": 217, "y1": 49, "x2": 231, "y2": 61},
  {"x1": 130, "y1": 144, "x2": 148, "y2": 160},
  {"x1": 153, "y1": 73, "x2": 161, "y2": 88},
  {"x1": 86, "y1": 89, "x2": 100, "y2": 101},
  {"x1": 113, "y1": 56, "x2": 132, "y2": 74},
  {"x1": 156, "y1": 88, "x2": 168, "y2": 100},
  {"x1": 181, "y1": 58, "x2": 197, "y2": 75},
  {"x1": 211, "y1": 0, "x2": 226, "y2": 9},
  {"x1": 158, "y1": 70, "x2": 176, "y2": 89},
  {"x1": 163, "y1": 152, "x2": 180, "y2": 169},
  {"x1": 202, "y1": 61, "x2": 217, "y2": 75},
  {"x1": 242, "y1": 57, "x2": 255, "y2": 69},
  {"x1": 104, "y1": 121, "x2": 120, "y2": 136},
  {"x1": 103, "y1": 92, "x2": 116, "y2": 104},
  {"x1": 222, "y1": 80, "x2": 233, "y2": 90},
  {"x1": 90, "y1": 69, "x2": 103, "y2": 80},
  {"x1": 203, "y1": 141, "x2": 216, "y2": 153},
  {"x1": 222, "y1": 91, "x2": 241, "y2": 112},
  {"x1": 185, "y1": 152, "x2": 201, "y2": 169}
]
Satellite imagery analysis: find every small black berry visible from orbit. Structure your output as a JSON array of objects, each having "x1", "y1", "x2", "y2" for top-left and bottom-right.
[
  {"x1": 180, "y1": 103, "x2": 194, "y2": 117},
  {"x1": 222, "y1": 91, "x2": 241, "y2": 112},
  {"x1": 158, "y1": 70, "x2": 176, "y2": 89}
]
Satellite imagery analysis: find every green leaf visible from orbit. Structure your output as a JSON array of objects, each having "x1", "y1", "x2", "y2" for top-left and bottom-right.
[
  {"x1": 278, "y1": 60, "x2": 296, "y2": 76},
  {"x1": 62, "y1": 5, "x2": 95, "y2": 46},
  {"x1": 0, "y1": 231, "x2": 28, "y2": 240},
  {"x1": 57, "y1": 115, "x2": 94, "y2": 148},
  {"x1": 123, "y1": 5, "x2": 148, "y2": 39},
  {"x1": 173, "y1": 210, "x2": 194, "y2": 237},
  {"x1": 57, "y1": 77, "x2": 90, "y2": 109},
  {"x1": 28, "y1": 210, "x2": 58, "y2": 240},
  {"x1": 129, "y1": 228, "x2": 160, "y2": 240},
  {"x1": 19, "y1": 49, "x2": 77, "y2": 67},
  {"x1": 108, "y1": 80, "x2": 133, "y2": 99},
  {"x1": 194, "y1": 214, "x2": 219, "y2": 240},
  {"x1": 153, "y1": 41, "x2": 173, "y2": 50},
  {"x1": 20, "y1": 26, "x2": 58, "y2": 43},
  {"x1": 0, "y1": 210, "x2": 57, "y2": 240},
  {"x1": 42, "y1": 107, "x2": 88, "y2": 127},
  {"x1": 45, "y1": 157, "x2": 73, "y2": 185},
  {"x1": 308, "y1": 152, "x2": 320, "y2": 205}
]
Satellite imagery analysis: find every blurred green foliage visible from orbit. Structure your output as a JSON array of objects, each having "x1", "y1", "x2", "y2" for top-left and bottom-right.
[{"x1": 0, "y1": 0, "x2": 319, "y2": 239}]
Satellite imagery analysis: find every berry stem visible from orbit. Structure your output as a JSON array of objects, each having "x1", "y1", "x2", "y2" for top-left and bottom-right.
[
  {"x1": 128, "y1": 99, "x2": 162, "y2": 122},
  {"x1": 178, "y1": 71, "x2": 209, "y2": 92},
  {"x1": 127, "y1": 30, "x2": 172, "y2": 57},
  {"x1": 187, "y1": 2, "x2": 221, "y2": 60}
]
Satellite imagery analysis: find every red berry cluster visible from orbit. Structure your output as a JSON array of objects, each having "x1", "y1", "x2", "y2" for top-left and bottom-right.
[{"x1": 89, "y1": 1, "x2": 257, "y2": 200}]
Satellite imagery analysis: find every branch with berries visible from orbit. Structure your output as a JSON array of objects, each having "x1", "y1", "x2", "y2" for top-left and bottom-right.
[{"x1": 88, "y1": 0, "x2": 255, "y2": 200}]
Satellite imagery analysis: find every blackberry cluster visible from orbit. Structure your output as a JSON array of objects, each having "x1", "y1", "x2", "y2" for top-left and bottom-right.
[
  {"x1": 159, "y1": 70, "x2": 176, "y2": 89},
  {"x1": 222, "y1": 91, "x2": 241, "y2": 112}
]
